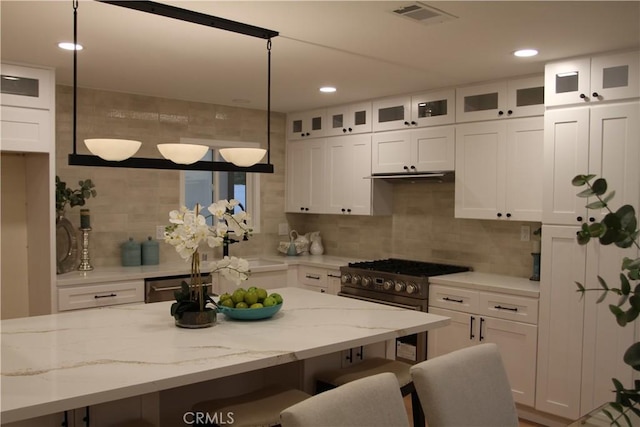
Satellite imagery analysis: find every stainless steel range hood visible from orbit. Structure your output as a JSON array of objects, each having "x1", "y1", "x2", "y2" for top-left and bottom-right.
[{"x1": 365, "y1": 171, "x2": 454, "y2": 182}]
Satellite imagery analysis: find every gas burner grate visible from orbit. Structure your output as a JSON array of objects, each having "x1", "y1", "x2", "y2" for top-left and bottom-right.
[{"x1": 347, "y1": 258, "x2": 469, "y2": 277}]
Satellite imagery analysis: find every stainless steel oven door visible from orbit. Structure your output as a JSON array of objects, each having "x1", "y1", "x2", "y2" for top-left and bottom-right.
[
  {"x1": 145, "y1": 274, "x2": 212, "y2": 303},
  {"x1": 338, "y1": 290, "x2": 427, "y2": 364}
]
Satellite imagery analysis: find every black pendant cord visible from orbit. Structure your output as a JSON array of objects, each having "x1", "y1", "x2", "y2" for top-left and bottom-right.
[
  {"x1": 72, "y1": 0, "x2": 78, "y2": 155},
  {"x1": 267, "y1": 38, "x2": 272, "y2": 165}
]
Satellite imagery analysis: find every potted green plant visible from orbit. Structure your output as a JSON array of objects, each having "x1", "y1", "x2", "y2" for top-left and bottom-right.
[
  {"x1": 164, "y1": 199, "x2": 252, "y2": 328},
  {"x1": 573, "y1": 174, "x2": 640, "y2": 425},
  {"x1": 55, "y1": 175, "x2": 97, "y2": 216}
]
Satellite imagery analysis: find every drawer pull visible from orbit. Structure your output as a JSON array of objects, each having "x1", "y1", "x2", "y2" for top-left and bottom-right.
[
  {"x1": 95, "y1": 293, "x2": 117, "y2": 299},
  {"x1": 306, "y1": 274, "x2": 321, "y2": 280},
  {"x1": 443, "y1": 297, "x2": 463, "y2": 303},
  {"x1": 327, "y1": 274, "x2": 341, "y2": 278},
  {"x1": 469, "y1": 316, "x2": 475, "y2": 340},
  {"x1": 495, "y1": 305, "x2": 518, "y2": 312}
]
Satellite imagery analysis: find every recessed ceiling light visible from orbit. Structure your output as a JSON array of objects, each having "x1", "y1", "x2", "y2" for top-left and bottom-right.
[
  {"x1": 58, "y1": 42, "x2": 83, "y2": 51},
  {"x1": 319, "y1": 86, "x2": 337, "y2": 93},
  {"x1": 514, "y1": 49, "x2": 538, "y2": 58}
]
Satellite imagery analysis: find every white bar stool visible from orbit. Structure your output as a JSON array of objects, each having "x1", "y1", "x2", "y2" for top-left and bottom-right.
[
  {"x1": 191, "y1": 384, "x2": 311, "y2": 427},
  {"x1": 315, "y1": 357, "x2": 425, "y2": 427}
]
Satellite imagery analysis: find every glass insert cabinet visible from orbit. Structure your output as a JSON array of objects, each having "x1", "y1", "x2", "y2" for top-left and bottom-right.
[
  {"x1": 287, "y1": 109, "x2": 326, "y2": 140},
  {"x1": 372, "y1": 89, "x2": 455, "y2": 132},
  {"x1": 456, "y1": 76, "x2": 544, "y2": 123},
  {"x1": 545, "y1": 50, "x2": 639, "y2": 106},
  {"x1": 325, "y1": 102, "x2": 372, "y2": 136}
]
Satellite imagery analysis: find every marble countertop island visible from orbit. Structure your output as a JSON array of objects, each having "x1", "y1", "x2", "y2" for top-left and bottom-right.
[{"x1": 1, "y1": 288, "x2": 449, "y2": 423}]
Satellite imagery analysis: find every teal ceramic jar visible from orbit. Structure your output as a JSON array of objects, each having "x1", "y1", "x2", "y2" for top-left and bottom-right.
[
  {"x1": 121, "y1": 237, "x2": 141, "y2": 266},
  {"x1": 142, "y1": 236, "x2": 159, "y2": 265}
]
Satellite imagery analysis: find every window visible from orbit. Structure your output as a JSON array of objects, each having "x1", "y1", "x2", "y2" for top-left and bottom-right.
[{"x1": 180, "y1": 138, "x2": 261, "y2": 232}]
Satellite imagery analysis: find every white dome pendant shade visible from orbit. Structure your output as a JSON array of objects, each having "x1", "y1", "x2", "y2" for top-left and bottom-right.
[
  {"x1": 84, "y1": 139, "x2": 142, "y2": 161},
  {"x1": 219, "y1": 148, "x2": 267, "y2": 167},
  {"x1": 157, "y1": 143, "x2": 209, "y2": 165}
]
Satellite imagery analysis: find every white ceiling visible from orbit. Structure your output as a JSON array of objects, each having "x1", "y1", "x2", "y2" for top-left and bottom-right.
[{"x1": 1, "y1": 1, "x2": 639, "y2": 113}]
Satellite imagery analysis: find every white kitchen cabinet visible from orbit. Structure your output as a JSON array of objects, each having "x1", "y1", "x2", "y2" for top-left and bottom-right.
[
  {"x1": 536, "y1": 225, "x2": 638, "y2": 419},
  {"x1": 455, "y1": 116, "x2": 543, "y2": 221},
  {"x1": 456, "y1": 75, "x2": 544, "y2": 123},
  {"x1": 1, "y1": 62, "x2": 56, "y2": 318},
  {"x1": 545, "y1": 50, "x2": 639, "y2": 107},
  {"x1": 371, "y1": 125, "x2": 455, "y2": 174},
  {"x1": 372, "y1": 89, "x2": 455, "y2": 132},
  {"x1": 428, "y1": 285, "x2": 538, "y2": 407},
  {"x1": 287, "y1": 109, "x2": 326, "y2": 140},
  {"x1": 217, "y1": 269, "x2": 288, "y2": 294},
  {"x1": 325, "y1": 101, "x2": 372, "y2": 136},
  {"x1": 1, "y1": 62, "x2": 55, "y2": 110},
  {"x1": 297, "y1": 265, "x2": 341, "y2": 295},
  {"x1": 543, "y1": 102, "x2": 640, "y2": 225},
  {"x1": 327, "y1": 134, "x2": 376, "y2": 215},
  {"x1": 57, "y1": 280, "x2": 145, "y2": 311},
  {"x1": 1, "y1": 106, "x2": 52, "y2": 153},
  {"x1": 285, "y1": 140, "x2": 327, "y2": 213}
]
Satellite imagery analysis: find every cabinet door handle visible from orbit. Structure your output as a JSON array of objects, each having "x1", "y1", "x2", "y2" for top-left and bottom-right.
[
  {"x1": 443, "y1": 296, "x2": 463, "y2": 303},
  {"x1": 498, "y1": 110, "x2": 504, "y2": 116},
  {"x1": 507, "y1": 110, "x2": 513, "y2": 115},
  {"x1": 579, "y1": 93, "x2": 588, "y2": 100},
  {"x1": 495, "y1": 305, "x2": 518, "y2": 312},
  {"x1": 592, "y1": 92, "x2": 600, "y2": 98},
  {"x1": 470, "y1": 316, "x2": 475, "y2": 339},
  {"x1": 94, "y1": 293, "x2": 117, "y2": 299},
  {"x1": 320, "y1": 288, "x2": 326, "y2": 293},
  {"x1": 306, "y1": 274, "x2": 321, "y2": 280},
  {"x1": 479, "y1": 317, "x2": 485, "y2": 341}
]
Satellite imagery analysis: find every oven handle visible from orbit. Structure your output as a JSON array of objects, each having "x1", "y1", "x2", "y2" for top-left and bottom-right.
[{"x1": 338, "y1": 292, "x2": 422, "y2": 311}]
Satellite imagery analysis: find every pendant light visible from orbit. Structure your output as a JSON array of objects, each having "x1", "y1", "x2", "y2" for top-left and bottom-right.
[{"x1": 68, "y1": 0, "x2": 278, "y2": 173}]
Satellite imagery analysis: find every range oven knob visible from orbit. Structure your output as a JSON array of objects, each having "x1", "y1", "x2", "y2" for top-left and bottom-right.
[
  {"x1": 394, "y1": 281, "x2": 406, "y2": 293},
  {"x1": 383, "y1": 280, "x2": 394, "y2": 291},
  {"x1": 406, "y1": 283, "x2": 418, "y2": 294},
  {"x1": 361, "y1": 276, "x2": 372, "y2": 287},
  {"x1": 351, "y1": 274, "x2": 361, "y2": 285},
  {"x1": 341, "y1": 273, "x2": 351, "y2": 284}
]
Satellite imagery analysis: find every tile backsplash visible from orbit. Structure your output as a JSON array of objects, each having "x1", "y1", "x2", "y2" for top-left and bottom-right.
[
  {"x1": 287, "y1": 181, "x2": 540, "y2": 278},
  {"x1": 56, "y1": 85, "x2": 538, "y2": 278}
]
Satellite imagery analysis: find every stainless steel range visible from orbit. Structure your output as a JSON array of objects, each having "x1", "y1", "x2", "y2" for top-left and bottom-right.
[{"x1": 338, "y1": 258, "x2": 470, "y2": 364}]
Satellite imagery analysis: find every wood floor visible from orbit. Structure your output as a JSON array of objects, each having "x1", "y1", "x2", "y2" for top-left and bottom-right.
[{"x1": 403, "y1": 395, "x2": 545, "y2": 427}]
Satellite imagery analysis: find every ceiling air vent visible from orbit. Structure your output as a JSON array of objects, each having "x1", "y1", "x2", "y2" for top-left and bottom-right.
[{"x1": 392, "y1": 2, "x2": 457, "y2": 26}]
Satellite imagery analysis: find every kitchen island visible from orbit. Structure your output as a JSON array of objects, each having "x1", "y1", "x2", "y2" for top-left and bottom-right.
[{"x1": 1, "y1": 287, "x2": 449, "y2": 425}]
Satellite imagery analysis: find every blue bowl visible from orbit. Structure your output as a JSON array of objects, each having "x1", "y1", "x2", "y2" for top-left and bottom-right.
[{"x1": 217, "y1": 303, "x2": 283, "y2": 320}]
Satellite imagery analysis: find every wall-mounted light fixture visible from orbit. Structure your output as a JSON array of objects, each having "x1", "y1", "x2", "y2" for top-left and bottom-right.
[{"x1": 68, "y1": 0, "x2": 278, "y2": 173}]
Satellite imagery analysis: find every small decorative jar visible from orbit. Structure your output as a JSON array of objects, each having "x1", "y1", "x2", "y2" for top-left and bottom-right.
[
  {"x1": 141, "y1": 236, "x2": 159, "y2": 265},
  {"x1": 121, "y1": 237, "x2": 141, "y2": 266}
]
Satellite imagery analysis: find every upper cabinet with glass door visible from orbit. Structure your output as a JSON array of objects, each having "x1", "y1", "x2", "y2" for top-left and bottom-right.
[
  {"x1": 325, "y1": 102, "x2": 372, "y2": 137},
  {"x1": 545, "y1": 50, "x2": 639, "y2": 107},
  {"x1": 456, "y1": 75, "x2": 544, "y2": 123},
  {"x1": 287, "y1": 109, "x2": 326, "y2": 141},
  {"x1": 1, "y1": 63, "x2": 54, "y2": 110},
  {"x1": 372, "y1": 89, "x2": 455, "y2": 132}
]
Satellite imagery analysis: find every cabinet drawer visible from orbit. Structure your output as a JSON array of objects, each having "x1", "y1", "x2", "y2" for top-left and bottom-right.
[
  {"x1": 478, "y1": 291, "x2": 538, "y2": 324},
  {"x1": 58, "y1": 280, "x2": 144, "y2": 311},
  {"x1": 298, "y1": 266, "x2": 329, "y2": 288},
  {"x1": 429, "y1": 285, "x2": 479, "y2": 312}
]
